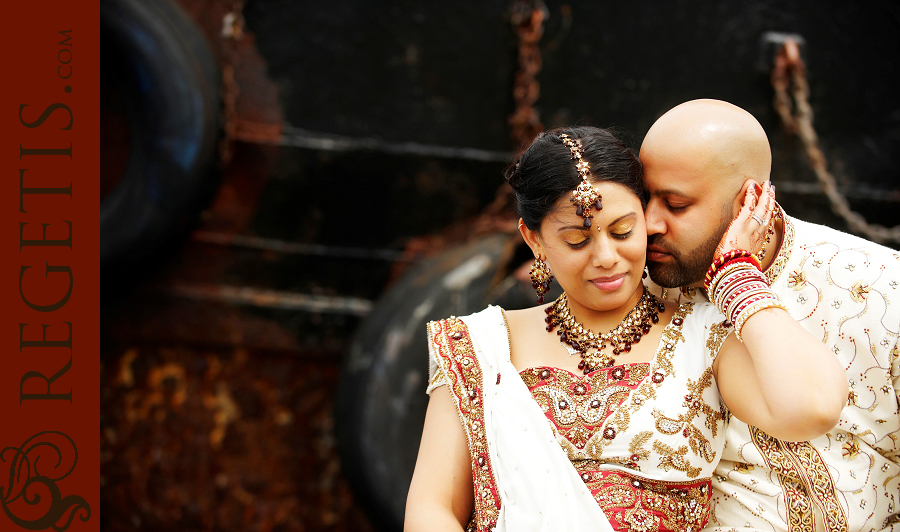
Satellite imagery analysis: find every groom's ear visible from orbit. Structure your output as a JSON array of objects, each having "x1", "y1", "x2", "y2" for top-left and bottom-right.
[{"x1": 732, "y1": 179, "x2": 761, "y2": 217}]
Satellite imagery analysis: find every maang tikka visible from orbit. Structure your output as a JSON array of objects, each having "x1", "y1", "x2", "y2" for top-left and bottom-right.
[
  {"x1": 530, "y1": 256, "x2": 553, "y2": 304},
  {"x1": 559, "y1": 133, "x2": 602, "y2": 228}
]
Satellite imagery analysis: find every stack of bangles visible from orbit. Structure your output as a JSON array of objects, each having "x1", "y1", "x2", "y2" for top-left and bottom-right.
[{"x1": 704, "y1": 249, "x2": 787, "y2": 342}]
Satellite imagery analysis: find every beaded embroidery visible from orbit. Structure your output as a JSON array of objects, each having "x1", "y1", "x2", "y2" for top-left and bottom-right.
[
  {"x1": 521, "y1": 364, "x2": 649, "y2": 458},
  {"x1": 427, "y1": 318, "x2": 501, "y2": 531},
  {"x1": 577, "y1": 467, "x2": 713, "y2": 531}
]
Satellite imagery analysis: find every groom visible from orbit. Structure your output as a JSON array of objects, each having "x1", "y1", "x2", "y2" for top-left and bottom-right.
[{"x1": 640, "y1": 99, "x2": 900, "y2": 531}]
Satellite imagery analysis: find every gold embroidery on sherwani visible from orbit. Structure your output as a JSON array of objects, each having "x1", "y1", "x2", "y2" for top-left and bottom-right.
[
  {"x1": 765, "y1": 208, "x2": 794, "y2": 285},
  {"x1": 428, "y1": 318, "x2": 500, "y2": 532},
  {"x1": 849, "y1": 281, "x2": 870, "y2": 303},
  {"x1": 707, "y1": 217, "x2": 899, "y2": 531},
  {"x1": 788, "y1": 269, "x2": 808, "y2": 290},
  {"x1": 749, "y1": 428, "x2": 815, "y2": 531},
  {"x1": 783, "y1": 440, "x2": 848, "y2": 532},
  {"x1": 751, "y1": 426, "x2": 849, "y2": 532}
]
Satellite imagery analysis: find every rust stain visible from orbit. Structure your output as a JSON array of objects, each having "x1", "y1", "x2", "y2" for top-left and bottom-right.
[
  {"x1": 204, "y1": 381, "x2": 241, "y2": 449},
  {"x1": 117, "y1": 348, "x2": 137, "y2": 387}
]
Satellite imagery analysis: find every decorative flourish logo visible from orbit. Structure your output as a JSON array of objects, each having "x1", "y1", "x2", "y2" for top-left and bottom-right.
[{"x1": 0, "y1": 431, "x2": 91, "y2": 530}]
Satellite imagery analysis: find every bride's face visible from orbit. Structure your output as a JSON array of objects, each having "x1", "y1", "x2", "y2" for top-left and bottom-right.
[{"x1": 524, "y1": 181, "x2": 647, "y2": 316}]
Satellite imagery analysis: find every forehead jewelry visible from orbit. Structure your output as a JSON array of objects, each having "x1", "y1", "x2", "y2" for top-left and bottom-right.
[{"x1": 560, "y1": 133, "x2": 602, "y2": 228}]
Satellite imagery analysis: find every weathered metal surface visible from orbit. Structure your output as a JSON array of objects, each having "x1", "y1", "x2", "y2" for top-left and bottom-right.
[
  {"x1": 243, "y1": 0, "x2": 900, "y2": 231},
  {"x1": 101, "y1": 344, "x2": 375, "y2": 532}
]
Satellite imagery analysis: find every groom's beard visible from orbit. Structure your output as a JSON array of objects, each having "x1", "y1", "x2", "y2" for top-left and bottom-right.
[{"x1": 646, "y1": 216, "x2": 731, "y2": 289}]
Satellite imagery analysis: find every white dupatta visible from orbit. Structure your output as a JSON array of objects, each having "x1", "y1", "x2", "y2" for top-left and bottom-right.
[{"x1": 430, "y1": 306, "x2": 615, "y2": 531}]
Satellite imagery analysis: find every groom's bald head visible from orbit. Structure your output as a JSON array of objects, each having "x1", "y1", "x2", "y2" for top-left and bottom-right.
[{"x1": 641, "y1": 99, "x2": 771, "y2": 196}]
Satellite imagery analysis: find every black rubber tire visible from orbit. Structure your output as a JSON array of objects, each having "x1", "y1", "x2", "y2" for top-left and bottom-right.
[
  {"x1": 100, "y1": 0, "x2": 221, "y2": 267},
  {"x1": 335, "y1": 234, "x2": 562, "y2": 531}
]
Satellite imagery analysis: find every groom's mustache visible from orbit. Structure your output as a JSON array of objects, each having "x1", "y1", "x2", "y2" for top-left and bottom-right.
[{"x1": 646, "y1": 234, "x2": 675, "y2": 256}]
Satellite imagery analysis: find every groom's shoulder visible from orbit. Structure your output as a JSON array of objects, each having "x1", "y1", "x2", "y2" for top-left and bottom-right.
[{"x1": 789, "y1": 215, "x2": 899, "y2": 262}]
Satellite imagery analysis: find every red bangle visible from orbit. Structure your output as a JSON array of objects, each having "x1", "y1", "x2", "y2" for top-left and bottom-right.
[{"x1": 704, "y1": 249, "x2": 757, "y2": 289}]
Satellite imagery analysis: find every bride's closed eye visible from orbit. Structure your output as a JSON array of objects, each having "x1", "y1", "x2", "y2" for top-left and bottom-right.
[
  {"x1": 564, "y1": 237, "x2": 589, "y2": 249},
  {"x1": 609, "y1": 219, "x2": 636, "y2": 239}
]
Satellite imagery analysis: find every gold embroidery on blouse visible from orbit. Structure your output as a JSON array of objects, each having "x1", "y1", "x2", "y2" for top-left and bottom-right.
[
  {"x1": 646, "y1": 367, "x2": 723, "y2": 479},
  {"x1": 575, "y1": 466, "x2": 713, "y2": 532},
  {"x1": 584, "y1": 303, "x2": 694, "y2": 458},
  {"x1": 705, "y1": 320, "x2": 733, "y2": 357},
  {"x1": 522, "y1": 364, "x2": 648, "y2": 460},
  {"x1": 428, "y1": 318, "x2": 501, "y2": 531},
  {"x1": 522, "y1": 304, "x2": 723, "y2": 480},
  {"x1": 630, "y1": 431, "x2": 653, "y2": 464},
  {"x1": 428, "y1": 360, "x2": 447, "y2": 390},
  {"x1": 653, "y1": 441, "x2": 702, "y2": 478}
]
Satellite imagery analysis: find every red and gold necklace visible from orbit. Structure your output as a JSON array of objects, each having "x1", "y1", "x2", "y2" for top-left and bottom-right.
[{"x1": 544, "y1": 286, "x2": 665, "y2": 373}]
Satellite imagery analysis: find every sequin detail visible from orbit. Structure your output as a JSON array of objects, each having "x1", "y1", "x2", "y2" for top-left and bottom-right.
[
  {"x1": 427, "y1": 319, "x2": 500, "y2": 531},
  {"x1": 577, "y1": 466, "x2": 713, "y2": 531}
]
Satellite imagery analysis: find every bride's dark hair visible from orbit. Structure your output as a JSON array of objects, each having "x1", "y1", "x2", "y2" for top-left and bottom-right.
[{"x1": 505, "y1": 126, "x2": 645, "y2": 231}]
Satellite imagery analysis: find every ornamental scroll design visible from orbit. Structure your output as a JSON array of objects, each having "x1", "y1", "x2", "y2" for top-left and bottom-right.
[{"x1": 0, "y1": 431, "x2": 91, "y2": 530}]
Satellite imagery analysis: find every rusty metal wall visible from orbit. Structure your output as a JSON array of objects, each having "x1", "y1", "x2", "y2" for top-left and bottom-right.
[{"x1": 100, "y1": 0, "x2": 381, "y2": 530}]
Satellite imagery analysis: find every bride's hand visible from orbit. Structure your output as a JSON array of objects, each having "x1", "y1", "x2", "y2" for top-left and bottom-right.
[{"x1": 712, "y1": 181, "x2": 775, "y2": 263}]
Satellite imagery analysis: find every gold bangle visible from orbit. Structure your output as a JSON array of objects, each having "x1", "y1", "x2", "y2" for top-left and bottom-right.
[{"x1": 735, "y1": 300, "x2": 787, "y2": 342}]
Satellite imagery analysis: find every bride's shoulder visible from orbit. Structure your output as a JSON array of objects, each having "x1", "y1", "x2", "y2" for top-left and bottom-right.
[{"x1": 502, "y1": 304, "x2": 549, "y2": 332}]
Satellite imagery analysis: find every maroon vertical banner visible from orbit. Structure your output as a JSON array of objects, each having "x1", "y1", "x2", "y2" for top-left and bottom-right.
[{"x1": 0, "y1": 1, "x2": 99, "y2": 531}]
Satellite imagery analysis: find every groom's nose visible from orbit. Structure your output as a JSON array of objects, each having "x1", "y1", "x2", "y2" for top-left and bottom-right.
[{"x1": 644, "y1": 199, "x2": 666, "y2": 237}]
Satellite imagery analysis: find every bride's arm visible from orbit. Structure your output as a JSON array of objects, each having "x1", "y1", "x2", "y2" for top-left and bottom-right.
[
  {"x1": 714, "y1": 309, "x2": 846, "y2": 441},
  {"x1": 404, "y1": 385, "x2": 474, "y2": 532},
  {"x1": 710, "y1": 181, "x2": 846, "y2": 441}
]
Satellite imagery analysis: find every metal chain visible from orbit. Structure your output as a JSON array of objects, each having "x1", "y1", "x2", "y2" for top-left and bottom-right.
[
  {"x1": 218, "y1": 0, "x2": 246, "y2": 166},
  {"x1": 508, "y1": 0, "x2": 547, "y2": 151},
  {"x1": 771, "y1": 39, "x2": 900, "y2": 244}
]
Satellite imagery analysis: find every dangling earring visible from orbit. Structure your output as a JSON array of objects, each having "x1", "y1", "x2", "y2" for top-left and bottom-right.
[{"x1": 530, "y1": 257, "x2": 553, "y2": 304}]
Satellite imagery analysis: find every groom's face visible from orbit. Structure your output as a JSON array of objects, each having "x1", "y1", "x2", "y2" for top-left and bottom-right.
[{"x1": 641, "y1": 158, "x2": 734, "y2": 288}]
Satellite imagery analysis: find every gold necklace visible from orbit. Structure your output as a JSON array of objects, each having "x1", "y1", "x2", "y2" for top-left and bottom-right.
[{"x1": 544, "y1": 286, "x2": 665, "y2": 373}]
